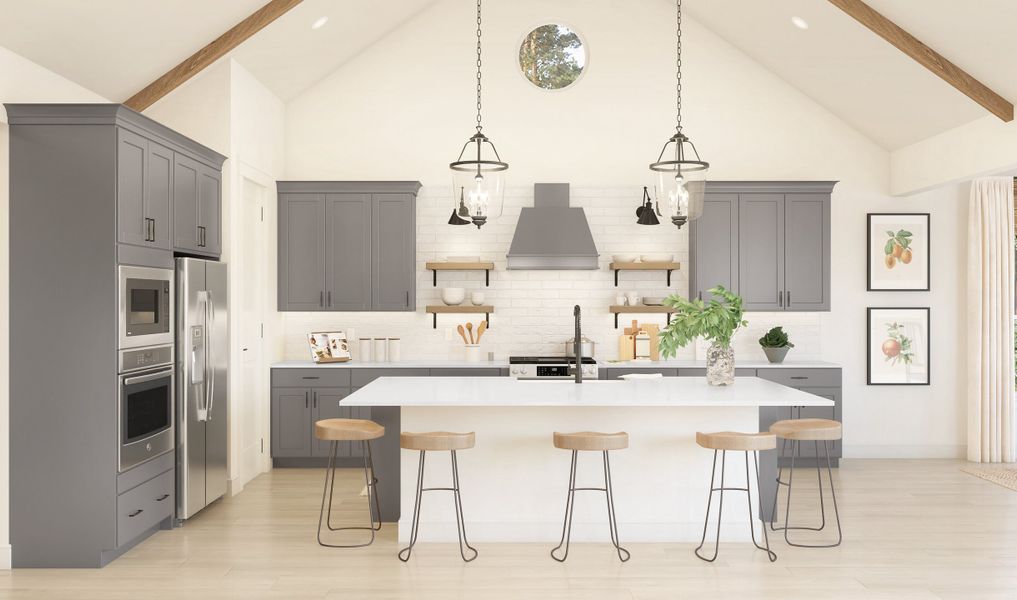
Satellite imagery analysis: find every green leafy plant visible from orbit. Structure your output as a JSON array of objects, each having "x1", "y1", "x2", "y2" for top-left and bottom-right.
[
  {"x1": 658, "y1": 286, "x2": 747, "y2": 358},
  {"x1": 759, "y1": 326, "x2": 794, "y2": 349}
]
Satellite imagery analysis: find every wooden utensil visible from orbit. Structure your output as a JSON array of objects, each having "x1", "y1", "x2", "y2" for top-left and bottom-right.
[
  {"x1": 465, "y1": 322, "x2": 475, "y2": 344},
  {"x1": 476, "y1": 320, "x2": 487, "y2": 342},
  {"x1": 457, "y1": 324, "x2": 470, "y2": 345}
]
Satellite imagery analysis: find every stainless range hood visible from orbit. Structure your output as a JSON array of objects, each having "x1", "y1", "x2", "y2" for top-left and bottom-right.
[{"x1": 506, "y1": 183, "x2": 600, "y2": 270}]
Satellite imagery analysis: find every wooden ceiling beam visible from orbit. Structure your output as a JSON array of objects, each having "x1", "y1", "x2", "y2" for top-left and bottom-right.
[
  {"x1": 124, "y1": 0, "x2": 303, "y2": 112},
  {"x1": 828, "y1": 0, "x2": 1013, "y2": 122}
]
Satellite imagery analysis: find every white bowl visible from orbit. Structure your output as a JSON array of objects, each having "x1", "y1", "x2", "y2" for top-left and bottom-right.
[
  {"x1": 642, "y1": 297, "x2": 665, "y2": 306},
  {"x1": 612, "y1": 254, "x2": 638, "y2": 263},
  {"x1": 447, "y1": 255, "x2": 480, "y2": 263},
  {"x1": 470, "y1": 291, "x2": 486, "y2": 305},
  {"x1": 640, "y1": 253, "x2": 673, "y2": 263},
  {"x1": 441, "y1": 287, "x2": 466, "y2": 305}
]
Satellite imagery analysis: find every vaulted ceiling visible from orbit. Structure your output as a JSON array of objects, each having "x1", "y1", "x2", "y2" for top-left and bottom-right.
[{"x1": 1, "y1": 0, "x2": 1013, "y2": 151}]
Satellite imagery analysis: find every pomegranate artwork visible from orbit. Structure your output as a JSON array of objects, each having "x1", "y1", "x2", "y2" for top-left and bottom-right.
[{"x1": 881, "y1": 322, "x2": 914, "y2": 366}]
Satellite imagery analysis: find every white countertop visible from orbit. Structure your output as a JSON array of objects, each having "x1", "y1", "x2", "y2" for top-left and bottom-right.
[
  {"x1": 601, "y1": 359, "x2": 840, "y2": 369},
  {"x1": 271, "y1": 360, "x2": 508, "y2": 369},
  {"x1": 343, "y1": 376, "x2": 834, "y2": 407}
]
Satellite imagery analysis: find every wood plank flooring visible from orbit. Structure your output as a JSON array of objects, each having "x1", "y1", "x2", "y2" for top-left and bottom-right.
[{"x1": 2, "y1": 459, "x2": 1016, "y2": 599}]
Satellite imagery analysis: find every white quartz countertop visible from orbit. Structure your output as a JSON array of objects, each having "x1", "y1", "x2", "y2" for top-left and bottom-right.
[
  {"x1": 271, "y1": 360, "x2": 508, "y2": 369},
  {"x1": 343, "y1": 376, "x2": 834, "y2": 407},
  {"x1": 601, "y1": 359, "x2": 840, "y2": 369}
]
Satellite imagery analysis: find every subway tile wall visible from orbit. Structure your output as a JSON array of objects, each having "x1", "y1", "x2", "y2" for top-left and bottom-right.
[{"x1": 280, "y1": 186, "x2": 824, "y2": 362}]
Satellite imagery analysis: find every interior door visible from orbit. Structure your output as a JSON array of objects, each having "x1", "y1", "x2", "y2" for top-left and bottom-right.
[
  {"x1": 325, "y1": 194, "x2": 372, "y2": 310},
  {"x1": 237, "y1": 176, "x2": 268, "y2": 480},
  {"x1": 738, "y1": 194, "x2": 785, "y2": 311}
]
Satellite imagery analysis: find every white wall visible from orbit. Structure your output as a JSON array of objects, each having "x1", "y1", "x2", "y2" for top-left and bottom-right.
[
  {"x1": 0, "y1": 45, "x2": 109, "y2": 570},
  {"x1": 282, "y1": 0, "x2": 967, "y2": 459}
]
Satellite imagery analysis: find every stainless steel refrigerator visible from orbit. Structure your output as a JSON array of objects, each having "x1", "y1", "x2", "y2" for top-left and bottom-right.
[{"x1": 176, "y1": 257, "x2": 228, "y2": 520}]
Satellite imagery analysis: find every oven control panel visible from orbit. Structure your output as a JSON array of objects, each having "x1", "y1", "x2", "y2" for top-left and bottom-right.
[{"x1": 119, "y1": 344, "x2": 174, "y2": 373}]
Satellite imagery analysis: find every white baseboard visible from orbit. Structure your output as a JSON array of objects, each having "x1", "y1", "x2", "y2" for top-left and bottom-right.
[
  {"x1": 843, "y1": 444, "x2": 965, "y2": 459},
  {"x1": 0, "y1": 543, "x2": 11, "y2": 569}
]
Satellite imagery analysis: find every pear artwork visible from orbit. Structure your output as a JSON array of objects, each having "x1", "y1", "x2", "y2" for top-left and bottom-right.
[{"x1": 883, "y1": 229, "x2": 914, "y2": 270}]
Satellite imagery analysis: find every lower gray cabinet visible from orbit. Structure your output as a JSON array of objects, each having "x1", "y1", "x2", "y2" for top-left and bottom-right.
[{"x1": 271, "y1": 388, "x2": 313, "y2": 458}]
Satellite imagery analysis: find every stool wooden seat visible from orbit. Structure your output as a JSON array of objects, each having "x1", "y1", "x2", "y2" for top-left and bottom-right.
[
  {"x1": 553, "y1": 431, "x2": 629, "y2": 452},
  {"x1": 769, "y1": 418, "x2": 842, "y2": 441},
  {"x1": 400, "y1": 431, "x2": 475, "y2": 451},
  {"x1": 696, "y1": 431, "x2": 777, "y2": 452},
  {"x1": 314, "y1": 418, "x2": 384, "y2": 442}
]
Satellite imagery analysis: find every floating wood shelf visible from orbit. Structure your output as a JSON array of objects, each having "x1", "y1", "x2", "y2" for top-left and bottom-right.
[
  {"x1": 609, "y1": 261, "x2": 681, "y2": 287},
  {"x1": 425, "y1": 305, "x2": 494, "y2": 328},
  {"x1": 609, "y1": 305, "x2": 674, "y2": 328},
  {"x1": 426, "y1": 261, "x2": 495, "y2": 287}
]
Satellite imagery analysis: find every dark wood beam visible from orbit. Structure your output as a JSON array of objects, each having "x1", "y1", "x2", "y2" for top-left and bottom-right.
[
  {"x1": 124, "y1": 0, "x2": 302, "y2": 111},
  {"x1": 828, "y1": 0, "x2": 1013, "y2": 122}
]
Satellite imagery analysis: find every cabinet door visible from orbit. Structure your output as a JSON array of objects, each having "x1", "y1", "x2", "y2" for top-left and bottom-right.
[
  {"x1": 172, "y1": 154, "x2": 201, "y2": 253},
  {"x1": 197, "y1": 164, "x2": 222, "y2": 255},
  {"x1": 738, "y1": 194, "x2": 785, "y2": 311},
  {"x1": 325, "y1": 194, "x2": 372, "y2": 310},
  {"x1": 117, "y1": 128, "x2": 149, "y2": 247},
  {"x1": 371, "y1": 194, "x2": 415, "y2": 311},
  {"x1": 312, "y1": 388, "x2": 349, "y2": 458},
  {"x1": 146, "y1": 142, "x2": 173, "y2": 250},
  {"x1": 271, "y1": 388, "x2": 312, "y2": 457},
  {"x1": 690, "y1": 193, "x2": 739, "y2": 302},
  {"x1": 784, "y1": 194, "x2": 830, "y2": 311},
  {"x1": 797, "y1": 387, "x2": 841, "y2": 458},
  {"x1": 278, "y1": 194, "x2": 327, "y2": 311}
]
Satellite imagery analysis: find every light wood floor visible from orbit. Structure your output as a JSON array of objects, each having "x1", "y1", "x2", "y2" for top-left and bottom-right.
[{"x1": 2, "y1": 460, "x2": 1016, "y2": 599}]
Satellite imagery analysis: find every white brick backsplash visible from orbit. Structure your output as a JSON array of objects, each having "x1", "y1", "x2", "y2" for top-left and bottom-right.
[{"x1": 280, "y1": 186, "x2": 824, "y2": 362}]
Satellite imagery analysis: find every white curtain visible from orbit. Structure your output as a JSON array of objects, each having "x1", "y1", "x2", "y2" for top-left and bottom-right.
[{"x1": 967, "y1": 177, "x2": 1016, "y2": 463}]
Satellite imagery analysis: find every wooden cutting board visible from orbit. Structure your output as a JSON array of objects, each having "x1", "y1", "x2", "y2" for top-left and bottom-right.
[
  {"x1": 641, "y1": 324, "x2": 661, "y2": 361},
  {"x1": 618, "y1": 334, "x2": 635, "y2": 361}
]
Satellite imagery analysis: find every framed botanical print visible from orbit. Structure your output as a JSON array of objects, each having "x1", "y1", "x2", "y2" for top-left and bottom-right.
[
  {"x1": 867, "y1": 213, "x2": 930, "y2": 291},
  {"x1": 867, "y1": 307, "x2": 930, "y2": 385}
]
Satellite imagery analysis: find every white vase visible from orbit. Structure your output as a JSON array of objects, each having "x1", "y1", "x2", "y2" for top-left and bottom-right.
[{"x1": 706, "y1": 344, "x2": 735, "y2": 386}]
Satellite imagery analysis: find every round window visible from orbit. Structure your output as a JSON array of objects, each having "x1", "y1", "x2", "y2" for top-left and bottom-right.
[{"x1": 518, "y1": 24, "x2": 587, "y2": 90}]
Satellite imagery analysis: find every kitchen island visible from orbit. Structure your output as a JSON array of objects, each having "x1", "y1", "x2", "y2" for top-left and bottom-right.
[{"x1": 344, "y1": 376, "x2": 833, "y2": 543}]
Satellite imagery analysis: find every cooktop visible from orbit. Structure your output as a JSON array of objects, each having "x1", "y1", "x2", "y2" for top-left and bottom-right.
[{"x1": 509, "y1": 356, "x2": 597, "y2": 365}]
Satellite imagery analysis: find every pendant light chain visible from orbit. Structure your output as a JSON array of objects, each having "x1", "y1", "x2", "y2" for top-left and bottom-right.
[
  {"x1": 475, "y1": 0, "x2": 483, "y2": 133},
  {"x1": 676, "y1": 0, "x2": 682, "y2": 134}
]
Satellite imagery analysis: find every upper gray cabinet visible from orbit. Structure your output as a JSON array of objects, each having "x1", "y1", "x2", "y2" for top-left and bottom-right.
[
  {"x1": 690, "y1": 182, "x2": 835, "y2": 312},
  {"x1": 117, "y1": 128, "x2": 172, "y2": 250},
  {"x1": 173, "y1": 154, "x2": 222, "y2": 256},
  {"x1": 278, "y1": 182, "x2": 421, "y2": 312}
]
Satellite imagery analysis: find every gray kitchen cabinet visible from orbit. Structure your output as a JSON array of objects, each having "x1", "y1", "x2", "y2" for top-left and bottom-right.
[
  {"x1": 756, "y1": 368, "x2": 842, "y2": 466},
  {"x1": 676, "y1": 368, "x2": 758, "y2": 377},
  {"x1": 691, "y1": 182, "x2": 835, "y2": 311},
  {"x1": 689, "y1": 193, "x2": 738, "y2": 303},
  {"x1": 313, "y1": 387, "x2": 368, "y2": 458},
  {"x1": 271, "y1": 388, "x2": 313, "y2": 458},
  {"x1": 117, "y1": 128, "x2": 171, "y2": 250},
  {"x1": 173, "y1": 154, "x2": 222, "y2": 256},
  {"x1": 603, "y1": 367, "x2": 679, "y2": 379},
  {"x1": 277, "y1": 182, "x2": 421, "y2": 312},
  {"x1": 278, "y1": 193, "x2": 327, "y2": 310},
  {"x1": 326, "y1": 194, "x2": 372, "y2": 310}
]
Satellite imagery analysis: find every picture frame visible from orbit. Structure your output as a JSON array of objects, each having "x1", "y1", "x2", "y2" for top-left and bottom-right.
[
  {"x1": 866, "y1": 213, "x2": 930, "y2": 291},
  {"x1": 866, "y1": 307, "x2": 930, "y2": 385}
]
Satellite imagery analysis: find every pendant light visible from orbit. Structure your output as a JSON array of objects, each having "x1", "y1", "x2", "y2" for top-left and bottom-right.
[
  {"x1": 646, "y1": 0, "x2": 709, "y2": 229},
  {"x1": 449, "y1": 0, "x2": 507, "y2": 229}
]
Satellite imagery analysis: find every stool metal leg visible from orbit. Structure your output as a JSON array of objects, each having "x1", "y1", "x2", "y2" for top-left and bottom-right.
[
  {"x1": 450, "y1": 450, "x2": 479, "y2": 562},
  {"x1": 695, "y1": 450, "x2": 726, "y2": 562},
  {"x1": 550, "y1": 450, "x2": 578, "y2": 562},
  {"x1": 318, "y1": 440, "x2": 381, "y2": 548},
  {"x1": 602, "y1": 450, "x2": 630, "y2": 562},
  {"x1": 696, "y1": 450, "x2": 777, "y2": 562},
  {"x1": 398, "y1": 450, "x2": 427, "y2": 561},
  {"x1": 746, "y1": 451, "x2": 777, "y2": 562},
  {"x1": 773, "y1": 439, "x2": 843, "y2": 548}
]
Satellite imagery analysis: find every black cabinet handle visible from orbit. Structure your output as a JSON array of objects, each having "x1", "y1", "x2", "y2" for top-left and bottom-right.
[
  {"x1": 301, "y1": 376, "x2": 320, "y2": 380},
  {"x1": 328, "y1": 291, "x2": 332, "y2": 307},
  {"x1": 790, "y1": 376, "x2": 808, "y2": 380},
  {"x1": 787, "y1": 290, "x2": 791, "y2": 307},
  {"x1": 128, "y1": 509, "x2": 143, "y2": 518},
  {"x1": 313, "y1": 391, "x2": 317, "y2": 409},
  {"x1": 778, "y1": 291, "x2": 783, "y2": 307},
  {"x1": 155, "y1": 494, "x2": 170, "y2": 502},
  {"x1": 152, "y1": 219, "x2": 156, "y2": 241},
  {"x1": 406, "y1": 290, "x2": 410, "y2": 307},
  {"x1": 305, "y1": 391, "x2": 309, "y2": 408}
]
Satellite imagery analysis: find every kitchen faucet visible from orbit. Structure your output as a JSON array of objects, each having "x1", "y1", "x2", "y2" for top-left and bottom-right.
[{"x1": 573, "y1": 304, "x2": 582, "y2": 384}]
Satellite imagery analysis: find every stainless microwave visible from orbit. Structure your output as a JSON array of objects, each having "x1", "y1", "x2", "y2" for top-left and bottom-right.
[{"x1": 119, "y1": 265, "x2": 174, "y2": 349}]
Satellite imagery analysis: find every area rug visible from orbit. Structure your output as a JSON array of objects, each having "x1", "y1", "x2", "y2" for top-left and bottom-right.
[{"x1": 961, "y1": 465, "x2": 1017, "y2": 491}]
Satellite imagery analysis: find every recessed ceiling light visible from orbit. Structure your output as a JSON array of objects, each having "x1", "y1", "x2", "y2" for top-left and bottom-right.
[
  {"x1": 311, "y1": 16, "x2": 329, "y2": 30},
  {"x1": 790, "y1": 16, "x2": 809, "y2": 30}
]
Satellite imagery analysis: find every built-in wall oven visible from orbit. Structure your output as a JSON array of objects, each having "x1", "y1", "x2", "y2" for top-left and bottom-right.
[
  {"x1": 118, "y1": 344, "x2": 175, "y2": 472},
  {"x1": 119, "y1": 265, "x2": 174, "y2": 350}
]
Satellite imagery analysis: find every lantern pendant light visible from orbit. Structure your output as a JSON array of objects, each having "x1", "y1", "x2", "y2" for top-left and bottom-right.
[
  {"x1": 449, "y1": 0, "x2": 507, "y2": 229},
  {"x1": 646, "y1": 0, "x2": 709, "y2": 228}
]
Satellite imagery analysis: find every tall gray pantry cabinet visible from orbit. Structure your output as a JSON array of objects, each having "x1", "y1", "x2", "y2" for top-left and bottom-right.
[
  {"x1": 277, "y1": 181, "x2": 421, "y2": 312},
  {"x1": 6, "y1": 104, "x2": 225, "y2": 567}
]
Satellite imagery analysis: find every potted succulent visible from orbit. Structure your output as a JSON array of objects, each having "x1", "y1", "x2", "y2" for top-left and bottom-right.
[
  {"x1": 660, "y1": 286, "x2": 747, "y2": 386},
  {"x1": 759, "y1": 326, "x2": 794, "y2": 364}
]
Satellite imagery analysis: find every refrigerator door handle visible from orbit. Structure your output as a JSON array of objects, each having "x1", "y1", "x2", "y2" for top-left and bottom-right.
[{"x1": 205, "y1": 290, "x2": 215, "y2": 421}]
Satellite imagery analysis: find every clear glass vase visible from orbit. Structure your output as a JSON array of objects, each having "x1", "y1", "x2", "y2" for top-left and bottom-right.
[{"x1": 706, "y1": 344, "x2": 735, "y2": 386}]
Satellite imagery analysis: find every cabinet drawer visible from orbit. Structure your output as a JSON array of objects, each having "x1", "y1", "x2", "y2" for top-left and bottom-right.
[
  {"x1": 117, "y1": 451, "x2": 174, "y2": 494},
  {"x1": 429, "y1": 368, "x2": 502, "y2": 377},
  {"x1": 273, "y1": 369, "x2": 351, "y2": 388},
  {"x1": 351, "y1": 369, "x2": 428, "y2": 387},
  {"x1": 677, "y1": 368, "x2": 757, "y2": 377},
  {"x1": 117, "y1": 469, "x2": 174, "y2": 547},
  {"x1": 606, "y1": 368, "x2": 678, "y2": 379},
  {"x1": 757, "y1": 368, "x2": 840, "y2": 388}
]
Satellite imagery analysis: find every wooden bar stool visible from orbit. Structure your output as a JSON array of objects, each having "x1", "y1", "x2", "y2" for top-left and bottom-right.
[
  {"x1": 694, "y1": 431, "x2": 778, "y2": 562},
  {"x1": 768, "y1": 418, "x2": 843, "y2": 548},
  {"x1": 315, "y1": 418, "x2": 384, "y2": 548},
  {"x1": 550, "y1": 431, "x2": 630, "y2": 563},
  {"x1": 398, "y1": 431, "x2": 478, "y2": 562}
]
